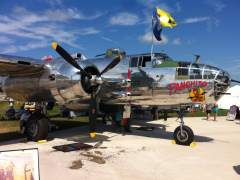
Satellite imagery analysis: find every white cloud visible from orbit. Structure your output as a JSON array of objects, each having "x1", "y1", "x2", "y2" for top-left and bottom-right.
[
  {"x1": 110, "y1": 12, "x2": 139, "y2": 26},
  {"x1": 0, "y1": 36, "x2": 14, "y2": 44},
  {"x1": 206, "y1": 0, "x2": 226, "y2": 12},
  {"x1": 101, "y1": 36, "x2": 114, "y2": 42},
  {"x1": 0, "y1": 46, "x2": 17, "y2": 54},
  {"x1": 100, "y1": 36, "x2": 118, "y2": 45},
  {"x1": 13, "y1": 6, "x2": 103, "y2": 22},
  {"x1": 172, "y1": 38, "x2": 181, "y2": 45},
  {"x1": 45, "y1": 9, "x2": 103, "y2": 21},
  {"x1": 0, "y1": 6, "x2": 102, "y2": 53},
  {"x1": 0, "y1": 41, "x2": 49, "y2": 54},
  {"x1": 78, "y1": 27, "x2": 100, "y2": 35},
  {"x1": 139, "y1": 32, "x2": 168, "y2": 45},
  {"x1": 182, "y1": 17, "x2": 210, "y2": 24},
  {"x1": 181, "y1": 16, "x2": 220, "y2": 32}
]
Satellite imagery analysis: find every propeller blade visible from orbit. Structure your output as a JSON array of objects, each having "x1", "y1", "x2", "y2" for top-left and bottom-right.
[
  {"x1": 99, "y1": 55, "x2": 123, "y2": 76},
  {"x1": 231, "y1": 79, "x2": 240, "y2": 84},
  {"x1": 52, "y1": 42, "x2": 91, "y2": 78}
]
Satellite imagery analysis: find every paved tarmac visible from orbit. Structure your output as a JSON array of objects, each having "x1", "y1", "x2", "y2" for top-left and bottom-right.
[{"x1": 0, "y1": 116, "x2": 240, "y2": 180}]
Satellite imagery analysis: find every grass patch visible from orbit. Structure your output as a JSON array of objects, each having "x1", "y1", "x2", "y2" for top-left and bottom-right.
[
  {"x1": 0, "y1": 121, "x2": 20, "y2": 133},
  {"x1": 0, "y1": 118, "x2": 89, "y2": 142},
  {"x1": 47, "y1": 105, "x2": 61, "y2": 117},
  {"x1": 0, "y1": 101, "x2": 23, "y2": 120}
]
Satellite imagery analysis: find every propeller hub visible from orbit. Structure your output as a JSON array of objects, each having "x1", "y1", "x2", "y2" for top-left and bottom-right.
[
  {"x1": 95, "y1": 76, "x2": 103, "y2": 85},
  {"x1": 89, "y1": 75, "x2": 103, "y2": 85}
]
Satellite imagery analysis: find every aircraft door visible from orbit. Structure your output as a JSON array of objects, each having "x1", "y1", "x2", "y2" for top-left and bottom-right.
[
  {"x1": 130, "y1": 55, "x2": 153, "y2": 96},
  {"x1": 130, "y1": 55, "x2": 176, "y2": 97},
  {"x1": 130, "y1": 56, "x2": 143, "y2": 96},
  {"x1": 151, "y1": 68, "x2": 176, "y2": 96}
]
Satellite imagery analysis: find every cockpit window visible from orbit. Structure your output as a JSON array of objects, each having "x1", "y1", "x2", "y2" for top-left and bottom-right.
[
  {"x1": 216, "y1": 70, "x2": 230, "y2": 83},
  {"x1": 203, "y1": 65, "x2": 219, "y2": 79}
]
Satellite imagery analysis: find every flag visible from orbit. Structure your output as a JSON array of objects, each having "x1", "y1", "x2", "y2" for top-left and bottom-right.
[
  {"x1": 152, "y1": 9, "x2": 163, "y2": 41},
  {"x1": 152, "y1": 7, "x2": 177, "y2": 41},
  {"x1": 156, "y1": 7, "x2": 177, "y2": 28}
]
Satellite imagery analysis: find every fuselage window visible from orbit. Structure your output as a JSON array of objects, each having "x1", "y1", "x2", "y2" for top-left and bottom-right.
[
  {"x1": 142, "y1": 56, "x2": 151, "y2": 67},
  {"x1": 189, "y1": 64, "x2": 203, "y2": 79},
  {"x1": 190, "y1": 69, "x2": 202, "y2": 79},
  {"x1": 130, "y1": 57, "x2": 138, "y2": 67},
  {"x1": 176, "y1": 62, "x2": 190, "y2": 79},
  {"x1": 177, "y1": 68, "x2": 189, "y2": 78}
]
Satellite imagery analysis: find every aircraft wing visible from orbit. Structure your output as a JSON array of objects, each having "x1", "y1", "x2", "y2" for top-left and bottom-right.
[{"x1": 0, "y1": 54, "x2": 45, "y2": 77}]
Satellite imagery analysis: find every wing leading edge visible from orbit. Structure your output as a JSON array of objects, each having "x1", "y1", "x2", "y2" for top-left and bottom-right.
[{"x1": 0, "y1": 54, "x2": 45, "y2": 77}]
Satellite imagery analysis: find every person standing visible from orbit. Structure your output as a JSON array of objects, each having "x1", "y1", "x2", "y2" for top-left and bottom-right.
[
  {"x1": 212, "y1": 102, "x2": 219, "y2": 121},
  {"x1": 122, "y1": 104, "x2": 132, "y2": 133},
  {"x1": 206, "y1": 103, "x2": 212, "y2": 120}
]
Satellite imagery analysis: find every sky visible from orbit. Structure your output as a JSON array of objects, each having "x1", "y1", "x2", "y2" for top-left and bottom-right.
[{"x1": 0, "y1": 0, "x2": 239, "y2": 79}]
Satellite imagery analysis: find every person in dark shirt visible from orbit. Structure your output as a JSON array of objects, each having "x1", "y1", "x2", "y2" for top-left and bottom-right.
[{"x1": 206, "y1": 103, "x2": 212, "y2": 120}]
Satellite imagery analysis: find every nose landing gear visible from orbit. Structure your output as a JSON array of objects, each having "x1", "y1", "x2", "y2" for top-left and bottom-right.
[{"x1": 173, "y1": 109, "x2": 194, "y2": 145}]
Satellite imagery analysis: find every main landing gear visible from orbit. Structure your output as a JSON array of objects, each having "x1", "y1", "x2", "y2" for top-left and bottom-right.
[
  {"x1": 20, "y1": 103, "x2": 49, "y2": 141},
  {"x1": 89, "y1": 92, "x2": 98, "y2": 136},
  {"x1": 173, "y1": 109, "x2": 194, "y2": 145}
]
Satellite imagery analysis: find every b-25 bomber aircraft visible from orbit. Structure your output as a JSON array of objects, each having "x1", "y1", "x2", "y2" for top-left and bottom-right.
[{"x1": 0, "y1": 42, "x2": 237, "y2": 145}]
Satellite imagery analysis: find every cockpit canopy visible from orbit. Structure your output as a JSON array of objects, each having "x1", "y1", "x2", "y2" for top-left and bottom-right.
[
  {"x1": 129, "y1": 53, "x2": 176, "y2": 68},
  {"x1": 176, "y1": 62, "x2": 229, "y2": 82},
  {"x1": 129, "y1": 52, "x2": 230, "y2": 85}
]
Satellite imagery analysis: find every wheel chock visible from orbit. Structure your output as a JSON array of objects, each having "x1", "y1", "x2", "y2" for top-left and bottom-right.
[
  {"x1": 37, "y1": 140, "x2": 47, "y2": 144},
  {"x1": 189, "y1": 141, "x2": 197, "y2": 148},
  {"x1": 89, "y1": 132, "x2": 97, "y2": 138},
  {"x1": 171, "y1": 140, "x2": 176, "y2": 144}
]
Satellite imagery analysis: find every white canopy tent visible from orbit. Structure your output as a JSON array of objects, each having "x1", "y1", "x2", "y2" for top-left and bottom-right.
[{"x1": 217, "y1": 85, "x2": 240, "y2": 110}]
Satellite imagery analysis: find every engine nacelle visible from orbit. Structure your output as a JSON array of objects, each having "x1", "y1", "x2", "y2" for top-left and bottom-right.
[
  {"x1": 3, "y1": 75, "x2": 54, "y2": 102},
  {"x1": 50, "y1": 72, "x2": 89, "y2": 104}
]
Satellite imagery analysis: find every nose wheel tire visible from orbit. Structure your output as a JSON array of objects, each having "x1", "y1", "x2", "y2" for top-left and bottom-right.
[{"x1": 173, "y1": 125, "x2": 194, "y2": 145}]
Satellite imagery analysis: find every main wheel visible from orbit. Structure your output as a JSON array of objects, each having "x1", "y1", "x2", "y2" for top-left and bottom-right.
[
  {"x1": 173, "y1": 125, "x2": 194, "y2": 145},
  {"x1": 25, "y1": 113, "x2": 49, "y2": 141}
]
